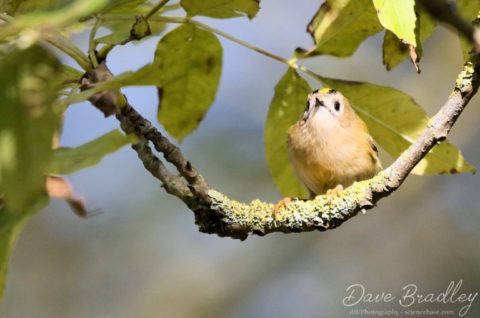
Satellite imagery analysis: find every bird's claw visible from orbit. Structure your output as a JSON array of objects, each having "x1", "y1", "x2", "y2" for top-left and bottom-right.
[
  {"x1": 326, "y1": 184, "x2": 344, "y2": 197},
  {"x1": 272, "y1": 197, "x2": 293, "y2": 220}
]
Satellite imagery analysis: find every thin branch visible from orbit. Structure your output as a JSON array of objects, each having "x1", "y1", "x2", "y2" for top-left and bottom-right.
[
  {"x1": 43, "y1": 31, "x2": 92, "y2": 70},
  {"x1": 117, "y1": 116, "x2": 193, "y2": 201},
  {"x1": 116, "y1": 100, "x2": 211, "y2": 205},
  {"x1": 88, "y1": 17, "x2": 102, "y2": 68}
]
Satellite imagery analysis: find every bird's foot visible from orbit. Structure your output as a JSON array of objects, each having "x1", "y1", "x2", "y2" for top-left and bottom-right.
[
  {"x1": 272, "y1": 197, "x2": 293, "y2": 220},
  {"x1": 326, "y1": 184, "x2": 344, "y2": 197}
]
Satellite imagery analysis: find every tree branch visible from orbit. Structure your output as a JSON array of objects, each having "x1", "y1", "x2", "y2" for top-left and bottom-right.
[{"x1": 79, "y1": 12, "x2": 480, "y2": 240}]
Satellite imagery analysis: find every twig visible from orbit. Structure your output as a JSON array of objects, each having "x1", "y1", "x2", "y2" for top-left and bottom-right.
[
  {"x1": 116, "y1": 100, "x2": 211, "y2": 205},
  {"x1": 88, "y1": 17, "x2": 102, "y2": 68}
]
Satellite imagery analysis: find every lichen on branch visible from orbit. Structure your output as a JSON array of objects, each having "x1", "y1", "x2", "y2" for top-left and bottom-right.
[{"x1": 205, "y1": 172, "x2": 389, "y2": 238}]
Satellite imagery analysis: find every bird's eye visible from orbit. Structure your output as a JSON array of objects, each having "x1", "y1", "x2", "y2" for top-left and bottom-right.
[
  {"x1": 315, "y1": 99, "x2": 324, "y2": 107},
  {"x1": 304, "y1": 100, "x2": 310, "y2": 112},
  {"x1": 334, "y1": 101, "x2": 341, "y2": 111}
]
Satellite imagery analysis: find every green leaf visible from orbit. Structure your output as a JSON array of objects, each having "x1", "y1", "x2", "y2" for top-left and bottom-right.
[
  {"x1": 154, "y1": 23, "x2": 222, "y2": 141},
  {"x1": 8, "y1": 0, "x2": 106, "y2": 18},
  {"x1": 0, "y1": 45, "x2": 62, "y2": 213},
  {"x1": 0, "y1": 197, "x2": 47, "y2": 299},
  {"x1": 49, "y1": 130, "x2": 133, "y2": 175},
  {"x1": 264, "y1": 69, "x2": 311, "y2": 198},
  {"x1": 100, "y1": 0, "x2": 147, "y2": 13},
  {"x1": 372, "y1": 0, "x2": 416, "y2": 46},
  {"x1": 317, "y1": 77, "x2": 475, "y2": 175},
  {"x1": 0, "y1": 0, "x2": 22, "y2": 14},
  {"x1": 383, "y1": 9, "x2": 436, "y2": 71},
  {"x1": 180, "y1": 0, "x2": 260, "y2": 19},
  {"x1": 457, "y1": 0, "x2": 480, "y2": 60},
  {"x1": 298, "y1": 0, "x2": 382, "y2": 58}
]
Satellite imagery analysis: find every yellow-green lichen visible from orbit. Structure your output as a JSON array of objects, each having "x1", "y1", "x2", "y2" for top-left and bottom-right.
[
  {"x1": 454, "y1": 53, "x2": 480, "y2": 94},
  {"x1": 208, "y1": 172, "x2": 388, "y2": 233},
  {"x1": 207, "y1": 189, "x2": 274, "y2": 225}
]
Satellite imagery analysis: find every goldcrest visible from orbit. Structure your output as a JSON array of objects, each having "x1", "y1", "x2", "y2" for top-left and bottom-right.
[{"x1": 288, "y1": 88, "x2": 382, "y2": 197}]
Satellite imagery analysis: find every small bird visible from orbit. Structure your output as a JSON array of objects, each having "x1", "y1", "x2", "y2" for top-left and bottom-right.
[{"x1": 287, "y1": 88, "x2": 382, "y2": 198}]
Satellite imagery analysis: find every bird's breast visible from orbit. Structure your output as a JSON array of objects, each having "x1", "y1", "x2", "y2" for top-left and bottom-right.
[{"x1": 287, "y1": 122, "x2": 378, "y2": 195}]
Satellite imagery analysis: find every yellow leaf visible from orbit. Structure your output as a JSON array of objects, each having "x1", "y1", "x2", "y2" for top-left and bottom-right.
[
  {"x1": 373, "y1": 0, "x2": 417, "y2": 46},
  {"x1": 383, "y1": 8, "x2": 436, "y2": 71}
]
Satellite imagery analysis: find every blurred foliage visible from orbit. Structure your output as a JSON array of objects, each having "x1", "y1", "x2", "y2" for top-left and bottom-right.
[
  {"x1": 0, "y1": 197, "x2": 48, "y2": 299},
  {"x1": 0, "y1": 45, "x2": 61, "y2": 298},
  {"x1": 1, "y1": 0, "x2": 73, "y2": 15},
  {"x1": 49, "y1": 130, "x2": 133, "y2": 175},
  {"x1": 0, "y1": 45, "x2": 61, "y2": 213},
  {"x1": 180, "y1": 0, "x2": 260, "y2": 19},
  {"x1": 0, "y1": 0, "x2": 479, "y2": 304}
]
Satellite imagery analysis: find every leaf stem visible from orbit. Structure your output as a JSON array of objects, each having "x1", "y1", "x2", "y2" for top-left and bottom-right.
[
  {"x1": 145, "y1": 0, "x2": 171, "y2": 19},
  {"x1": 152, "y1": 16, "x2": 321, "y2": 81},
  {"x1": 44, "y1": 32, "x2": 91, "y2": 70},
  {"x1": 88, "y1": 17, "x2": 103, "y2": 68},
  {"x1": 97, "y1": 44, "x2": 114, "y2": 61}
]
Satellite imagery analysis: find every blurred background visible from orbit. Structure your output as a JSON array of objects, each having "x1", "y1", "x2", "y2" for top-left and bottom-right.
[{"x1": 1, "y1": 0, "x2": 480, "y2": 317}]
